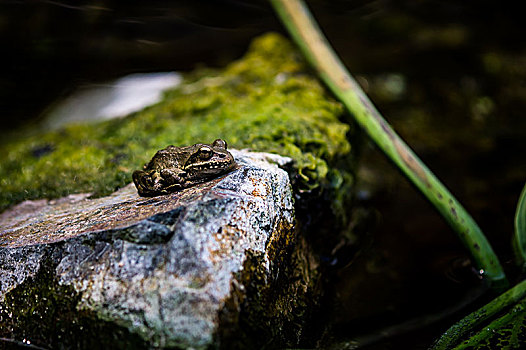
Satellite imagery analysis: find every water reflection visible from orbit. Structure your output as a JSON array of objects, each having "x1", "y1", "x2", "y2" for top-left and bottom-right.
[{"x1": 43, "y1": 72, "x2": 181, "y2": 129}]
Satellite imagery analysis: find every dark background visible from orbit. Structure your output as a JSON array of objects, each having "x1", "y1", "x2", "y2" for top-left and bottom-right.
[
  {"x1": 2, "y1": 0, "x2": 526, "y2": 348},
  {"x1": 1, "y1": 0, "x2": 525, "y2": 130}
]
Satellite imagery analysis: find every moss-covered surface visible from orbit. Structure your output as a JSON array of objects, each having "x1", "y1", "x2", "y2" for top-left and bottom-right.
[{"x1": 0, "y1": 33, "x2": 352, "y2": 219}]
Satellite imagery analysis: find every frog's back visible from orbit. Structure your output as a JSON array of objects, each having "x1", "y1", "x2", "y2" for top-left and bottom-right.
[{"x1": 147, "y1": 146, "x2": 187, "y2": 170}]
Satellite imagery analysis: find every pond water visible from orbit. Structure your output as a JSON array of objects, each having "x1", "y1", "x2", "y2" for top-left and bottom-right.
[{"x1": 2, "y1": 1, "x2": 525, "y2": 348}]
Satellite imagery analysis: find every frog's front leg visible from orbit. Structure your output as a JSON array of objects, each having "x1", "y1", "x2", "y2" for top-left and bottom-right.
[{"x1": 133, "y1": 170, "x2": 163, "y2": 196}]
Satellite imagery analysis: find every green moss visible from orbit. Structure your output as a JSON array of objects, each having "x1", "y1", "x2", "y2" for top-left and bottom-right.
[{"x1": 0, "y1": 33, "x2": 352, "y2": 215}]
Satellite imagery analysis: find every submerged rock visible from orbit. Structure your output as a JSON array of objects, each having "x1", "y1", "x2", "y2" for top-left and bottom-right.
[{"x1": 0, "y1": 150, "x2": 319, "y2": 349}]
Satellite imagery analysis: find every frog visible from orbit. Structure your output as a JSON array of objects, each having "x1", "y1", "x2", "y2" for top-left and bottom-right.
[{"x1": 133, "y1": 139, "x2": 237, "y2": 197}]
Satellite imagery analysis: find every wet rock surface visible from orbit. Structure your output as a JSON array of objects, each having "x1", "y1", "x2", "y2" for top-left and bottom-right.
[{"x1": 0, "y1": 150, "x2": 318, "y2": 349}]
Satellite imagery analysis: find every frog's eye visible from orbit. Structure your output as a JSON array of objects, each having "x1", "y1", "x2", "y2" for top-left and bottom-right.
[
  {"x1": 212, "y1": 139, "x2": 227, "y2": 149},
  {"x1": 199, "y1": 146, "x2": 212, "y2": 159}
]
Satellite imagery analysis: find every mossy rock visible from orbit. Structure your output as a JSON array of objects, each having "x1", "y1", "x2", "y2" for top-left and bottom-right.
[{"x1": 0, "y1": 33, "x2": 353, "y2": 220}]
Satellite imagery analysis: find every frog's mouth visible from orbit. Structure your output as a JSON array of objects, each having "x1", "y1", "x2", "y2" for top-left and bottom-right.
[{"x1": 184, "y1": 159, "x2": 235, "y2": 176}]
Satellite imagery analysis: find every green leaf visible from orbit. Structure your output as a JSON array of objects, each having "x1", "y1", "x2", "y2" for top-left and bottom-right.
[
  {"x1": 513, "y1": 182, "x2": 526, "y2": 270},
  {"x1": 431, "y1": 279, "x2": 526, "y2": 349}
]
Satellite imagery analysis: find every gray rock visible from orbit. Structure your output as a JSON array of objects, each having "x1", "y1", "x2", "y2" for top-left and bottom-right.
[{"x1": 0, "y1": 150, "x2": 319, "y2": 349}]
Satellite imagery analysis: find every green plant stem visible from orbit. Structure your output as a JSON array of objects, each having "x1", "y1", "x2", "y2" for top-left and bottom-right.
[
  {"x1": 452, "y1": 302, "x2": 525, "y2": 349},
  {"x1": 512, "y1": 182, "x2": 526, "y2": 270},
  {"x1": 432, "y1": 278, "x2": 526, "y2": 349},
  {"x1": 269, "y1": 0, "x2": 507, "y2": 288}
]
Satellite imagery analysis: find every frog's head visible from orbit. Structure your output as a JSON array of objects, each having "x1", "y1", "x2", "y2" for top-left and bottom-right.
[{"x1": 183, "y1": 139, "x2": 236, "y2": 179}]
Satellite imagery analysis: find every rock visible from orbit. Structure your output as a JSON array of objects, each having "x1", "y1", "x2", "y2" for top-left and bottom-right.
[{"x1": 0, "y1": 150, "x2": 319, "y2": 349}]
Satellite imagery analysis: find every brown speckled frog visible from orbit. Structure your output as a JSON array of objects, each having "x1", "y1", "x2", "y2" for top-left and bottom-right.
[{"x1": 133, "y1": 139, "x2": 236, "y2": 197}]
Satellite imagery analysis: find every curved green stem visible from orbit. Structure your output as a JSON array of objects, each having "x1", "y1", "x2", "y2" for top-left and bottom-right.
[
  {"x1": 512, "y1": 182, "x2": 526, "y2": 270},
  {"x1": 269, "y1": 0, "x2": 507, "y2": 288}
]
